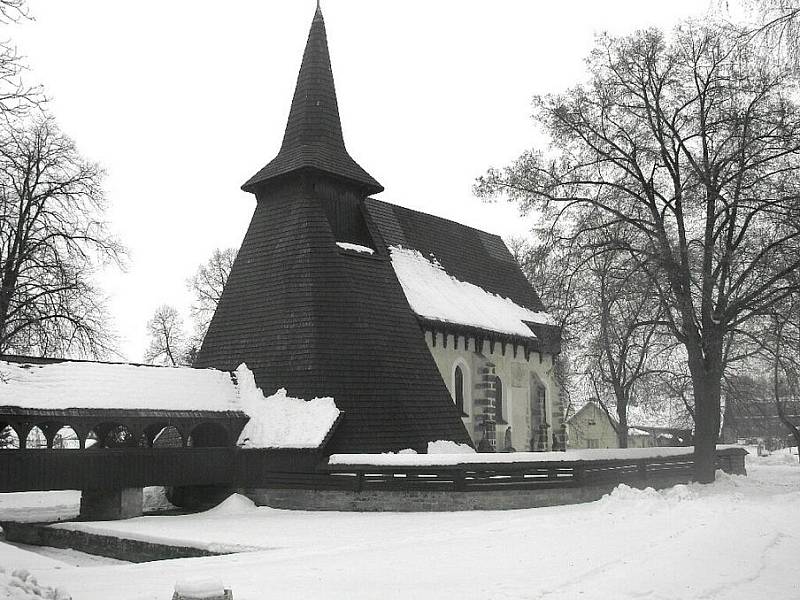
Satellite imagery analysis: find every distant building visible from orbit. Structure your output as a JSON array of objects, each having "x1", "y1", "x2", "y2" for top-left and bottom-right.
[
  {"x1": 566, "y1": 400, "x2": 691, "y2": 449},
  {"x1": 567, "y1": 401, "x2": 650, "y2": 449},
  {"x1": 722, "y1": 394, "x2": 799, "y2": 445},
  {"x1": 193, "y1": 5, "x2": 562, "y2": 453}
]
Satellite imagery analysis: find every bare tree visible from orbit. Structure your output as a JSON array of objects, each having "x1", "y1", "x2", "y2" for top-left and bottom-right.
[
  {"x1": 513, "y1": 224, "x2": 674, "y2": 448},
  {"x1": 587, "y1": 253, "x2": 674, "y2": 447},
  {"x1": 765, "y1": 298, "x2": 800, "y2": 458},
  {"x1": 187, "y1": 247, "x2": 236, "y2": 342},
  {"x1": 0, "y1": 115, "x2": 123, "y2": 357},
  {"x1": 476, "y1": 23, "x2": 800, "y2": 481},
  {"x1": 0, "y1": 0, "x2": 42, "y2": 116},
  {"x1": 144, "y1": 305, "x2": 189, "y2": 367}
]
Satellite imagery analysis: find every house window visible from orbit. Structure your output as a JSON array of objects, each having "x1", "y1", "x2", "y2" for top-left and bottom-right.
[
  {"x1": 496, "y1": 376, "x2": 505, "y2": 423},
  {"x1": 454, "y1": 365, "x2": 465, "y2": 416}
]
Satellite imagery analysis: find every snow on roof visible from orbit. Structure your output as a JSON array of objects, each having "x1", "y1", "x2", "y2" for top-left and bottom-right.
[
  {"x1": 389, "y1": 246, "x2": 554, "y2": 338},
  {"x1": 0, "y1": 360, "x2": 341, "y2": 450},
  {"x1": 234, "y1": 365, "x2": 340, "y2": 449},
  {"x1": 0, "y1": 359, "x2": 238, "y2": 412},
  {"x1": 628, "y1": 427, "x2": 651, "y2": 436},
  {"x1": 336, "y1": 241, "x2": 374, "y2": 254}
]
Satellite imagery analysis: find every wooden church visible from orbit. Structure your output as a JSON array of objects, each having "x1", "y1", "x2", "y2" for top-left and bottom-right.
[{"x1": 194, "y1": 5, "x2": 562, "y2": 455}]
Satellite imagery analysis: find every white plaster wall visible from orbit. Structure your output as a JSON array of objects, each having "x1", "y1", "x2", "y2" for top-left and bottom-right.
[
  {"x1": 424, "y1": 331, "x2": 560, "y2": 451},
  {"x1": 567, "y1": 403, "x2": 619, "y2": 449}
]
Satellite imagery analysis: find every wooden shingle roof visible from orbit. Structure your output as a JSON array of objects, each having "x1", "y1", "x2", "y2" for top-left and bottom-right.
[
  {"x1": 194, "y1": 187, "x2": 473, "y2": 453},
  {"x1": 364, "y1": 199, "x2": 545, "y2": 312}
]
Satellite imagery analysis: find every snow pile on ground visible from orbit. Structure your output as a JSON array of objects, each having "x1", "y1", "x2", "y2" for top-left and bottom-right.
[
  {"x1": 427, "y1": 440, "x2": 475, "y2": 454},
  {"x1": 389, "y1": 246, "x2": 554, "y2": 337},
  {"x1": 174, "y1": 577, "x2": 226, "y2": 599},
  {"x1": 597, "y1": 482, "x2": 700, "y2": 516},
  {"x1": 235, "y1": 365, "x2": 340, "y2": 449},
  {"x1": 0, "y1": 360, "x2": 237, "y2": 412},
  {"x1": 0, "y1": 568, "x2": 69, "y2": 600},
  {"x1": 204, "y1": 494, "x2": 257, "y2": 516}
]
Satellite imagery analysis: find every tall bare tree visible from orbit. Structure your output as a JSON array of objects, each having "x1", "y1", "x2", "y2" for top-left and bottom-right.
[
  {"x1": 477, "y1": 22, "x2": 800, "y2": 481},
  {"x1": 186, "y1": 247, "x2": 236, "y2": 343},
  {"x1": 0, "y1": 116, "x2": 122, "y2": 357},
  {"x1": 144, "y1": 304, "x2": 189, "y2": 367}
]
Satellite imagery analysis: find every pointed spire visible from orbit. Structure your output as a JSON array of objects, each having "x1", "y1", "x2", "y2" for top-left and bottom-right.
[{"x1": 242, "y1": 4, "x2": 383, "y2": 195}]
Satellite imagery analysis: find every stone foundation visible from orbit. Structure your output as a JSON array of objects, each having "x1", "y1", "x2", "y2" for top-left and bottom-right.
[
  {"x1": 241, "y1": 475, "x2": 691, "y2": 512},
  {"x1": 79, "y1": 487, "x2": 143, "y2": 521},
  {"x1": 1, "y1": 522, "x2": 227, "y2": 562}
]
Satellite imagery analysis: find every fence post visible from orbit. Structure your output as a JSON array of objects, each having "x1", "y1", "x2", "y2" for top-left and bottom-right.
[
  {"x1": 454, "y1": 470, "x2": 466, "y2": 492},
  {"x1": 573, "y1": 464, "x2": 584, "y2": 484},
  {"x1": 638, "y1": 459, "x2": 648, "y2": 484}
]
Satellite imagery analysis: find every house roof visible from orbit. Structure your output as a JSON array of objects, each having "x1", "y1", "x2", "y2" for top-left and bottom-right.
[
  {"x1": 241, "y1": 6, "x2": 382, "y2": 195},
  {"x1": 365, "y1": 199, "x2": 544, "y2": 311},
  {"x1": 364, "y1": 199, "x2": 559, "y2": 351}
]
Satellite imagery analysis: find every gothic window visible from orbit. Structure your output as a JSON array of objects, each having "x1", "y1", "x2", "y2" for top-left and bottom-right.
[
  {"x1": 454, "y1": 365, "x2": 465, "y2": 415},
  {"x1": 496, "y1": 376, "x2": 505, "y2": 423},
  {"x1": 537, "y1": 384, "x2": 547, "y2": 425}
]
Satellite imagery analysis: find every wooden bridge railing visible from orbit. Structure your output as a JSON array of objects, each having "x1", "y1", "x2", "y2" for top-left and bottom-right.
[{"x1": 0, "y1": 446, "x2": 747, "y2": 493}]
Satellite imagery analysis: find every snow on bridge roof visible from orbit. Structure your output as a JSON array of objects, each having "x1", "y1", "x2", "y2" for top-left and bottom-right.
[
  {"x1": 0, "y1": 359, "x2": 238, "y2": 412},
  {"x1": 0, "y1": 359, "x2": 341, "y2": 450}
]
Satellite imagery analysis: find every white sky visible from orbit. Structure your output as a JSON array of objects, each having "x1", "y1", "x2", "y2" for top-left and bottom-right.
[{"x1": 15, "y1": 0, "x2": 708, "y2": 361}]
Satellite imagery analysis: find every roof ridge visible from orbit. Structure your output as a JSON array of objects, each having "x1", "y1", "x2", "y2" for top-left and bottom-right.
[{"x1": 364, "y1": 198, "x2": 505, "y2": 241}]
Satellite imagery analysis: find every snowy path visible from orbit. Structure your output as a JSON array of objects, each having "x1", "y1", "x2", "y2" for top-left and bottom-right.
[{"x1": 0, "y1": 450, "x2": 797, "y2": 600}]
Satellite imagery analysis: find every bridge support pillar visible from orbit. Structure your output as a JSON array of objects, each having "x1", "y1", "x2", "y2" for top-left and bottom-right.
[{"x1": 80, "y1": 487, "x2": 143, "y2": 521}]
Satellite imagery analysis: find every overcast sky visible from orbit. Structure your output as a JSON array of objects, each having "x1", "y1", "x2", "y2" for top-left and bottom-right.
[{"x1": 15, "y1": 0, "x2": 709, "y2": 361}]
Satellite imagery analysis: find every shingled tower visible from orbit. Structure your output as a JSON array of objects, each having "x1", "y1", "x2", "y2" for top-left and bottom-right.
[{"x1": 194, "y1": 5, "x2": 472, "y2": 453}]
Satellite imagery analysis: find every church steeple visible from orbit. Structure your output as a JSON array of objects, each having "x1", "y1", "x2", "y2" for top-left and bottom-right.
[{"x1": 242, "y1": 4, "x2": 383, "y2": 195}]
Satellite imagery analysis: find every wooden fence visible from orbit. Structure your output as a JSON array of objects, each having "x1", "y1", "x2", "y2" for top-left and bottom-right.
[
  {"x1": 0, "y1": 446, "x2": 747, "y2": 494},
  {"x1": 322, "y1": 447, "x2": 746, "y2": 493}
]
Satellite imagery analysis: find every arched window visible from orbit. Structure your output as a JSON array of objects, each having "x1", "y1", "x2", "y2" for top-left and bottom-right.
[
  {"x1": 495, "y1": 377, "x2": 505, "y2": 423},
  {"x1": 25, "y1": 426, "x2": 47, "y2": 449},
  {"x1": 454, "y1": 365, "x2": 465, "y2": 415},
  {"x1": 53, "y1": 426, "x2": 80, "y2": 449}
]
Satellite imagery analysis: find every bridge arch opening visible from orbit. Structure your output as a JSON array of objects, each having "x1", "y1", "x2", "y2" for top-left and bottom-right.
[
  {"x1": 53, "y1": 426, "x2": 80, "y2": 449},
  {"x1": 0, "y1": 425, "x2": 20, "y2": 449},
  {"x1": 91, "y1": 423, "x2": 138, "y2": 448},
  {"x1": 187, "y1": 422, "x2": 229, "y2": 448},
  {"x1": 152, "y1": 425, "x2": 184, "y2": 448},
  {"x1": 85, "y1": 430, "x2": 99, "y2": 448},
  {"x1": 25, "y1": 426, "x2": 47, "y2": 449}
]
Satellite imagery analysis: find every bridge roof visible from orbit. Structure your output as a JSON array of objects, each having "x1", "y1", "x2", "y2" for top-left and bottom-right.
[{"x1": 0, "y1": 358, "x2": 238, "y2": 413}]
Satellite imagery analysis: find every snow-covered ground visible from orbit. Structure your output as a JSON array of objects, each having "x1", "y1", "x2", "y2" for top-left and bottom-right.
[{"x1": 0, "y1": 447, "x2": 796, "y2": 600}]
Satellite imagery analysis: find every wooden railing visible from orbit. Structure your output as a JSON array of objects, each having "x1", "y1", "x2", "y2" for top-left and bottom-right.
[
  {"x1": 322, "y1": 448, "x2": 747, "y2": 493},
  {"x1": 0, "y1": 446, "x2": 747, "y2": 493}
]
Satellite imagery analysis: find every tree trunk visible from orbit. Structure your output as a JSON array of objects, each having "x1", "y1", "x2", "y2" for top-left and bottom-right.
[
  {"x1": 689, "y1": 360, "x2": 722, "y2": 483},
  {"x1": 617, "y1": 399, "x2": 629, "y2": 449}
]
